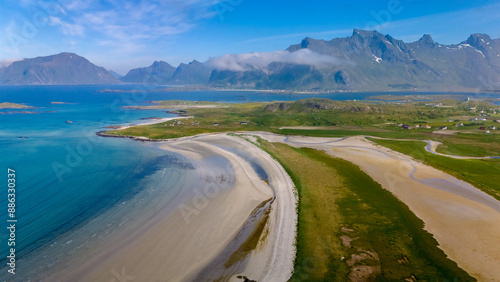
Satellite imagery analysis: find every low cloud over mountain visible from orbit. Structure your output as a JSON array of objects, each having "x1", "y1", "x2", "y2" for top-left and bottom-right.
[{"x1": 205, "y1": 49, "x2": 342, "y2": 72}]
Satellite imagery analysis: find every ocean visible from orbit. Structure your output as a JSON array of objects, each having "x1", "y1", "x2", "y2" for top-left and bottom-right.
[{"x1": 0, "y1": 85, "x2": 498, "y2": 280}]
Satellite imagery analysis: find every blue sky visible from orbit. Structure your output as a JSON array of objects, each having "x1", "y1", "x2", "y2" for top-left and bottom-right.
[{"x1": 1, "y1": 0, "x2": 500, "y2": 73}]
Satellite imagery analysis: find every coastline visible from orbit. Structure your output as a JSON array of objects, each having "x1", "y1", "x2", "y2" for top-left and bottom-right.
[{"x1": 45, "y1": 133, "x2": 296, "y2": 281}]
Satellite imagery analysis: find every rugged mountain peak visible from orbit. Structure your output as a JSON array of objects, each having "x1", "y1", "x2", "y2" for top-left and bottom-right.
[
  {"x1": 189, "y1": 60, "x2": 203, "y2": 65},
  {"x1": 300, "y1": 37, "x2": 313, "y2": 48},
  {"x1": 351, "y1": 29, "x2": 391, "y2": 47},
  {"x1": 352, "y1": 29, "x2": 381, "y2": 38},
  {"x1": 151, "y1": 61, "x2": 174, "y2": 70},
  {"x1": 120, "y1": 60, "x2": 176, "y2": 84},
  {"x1": 465, "y1": 33, "x2": 493, "y2": 50},
  {"x1": 415, "y1": 34, "x2": 438, "y2": 48},
  {"x1": 420, "y1": 34, "x2": 434, "y2": 43}
]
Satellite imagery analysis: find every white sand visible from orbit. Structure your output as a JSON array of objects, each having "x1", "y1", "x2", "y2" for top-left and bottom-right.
[
  {"x1": 116, "y1": 116, "x2": 193, "y2": 130},
  {"x1": 192, "y1": 134, "x2": 297, "y2": 281},
  {"x1": 46, "y1": 134, "x2": 296, "y2": 281}
]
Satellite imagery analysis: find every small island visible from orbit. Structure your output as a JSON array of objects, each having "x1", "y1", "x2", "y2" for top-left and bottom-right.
[{"x1": 0, "y1": 102, "x2": 34, "y2": 109}]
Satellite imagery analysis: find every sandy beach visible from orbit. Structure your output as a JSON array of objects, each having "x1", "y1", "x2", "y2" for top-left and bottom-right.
[
  {"x1": 114, "y1": 116, "x2": 194, "y2": 130},
  {"x1": 45, "y1": 134, "x2": 296, "y2": 281},
  {"x1": 250, "y1": 132, "x2": 500, "y2": 281}
]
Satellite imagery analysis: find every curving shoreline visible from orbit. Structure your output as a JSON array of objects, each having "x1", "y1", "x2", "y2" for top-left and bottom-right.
[{"x1": 57, "y1": 132, "x2": 297, "y2": 281}]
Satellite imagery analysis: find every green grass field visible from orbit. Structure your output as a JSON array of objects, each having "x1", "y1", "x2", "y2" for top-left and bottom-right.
[
  {"x1": 258, "y1": 140, "x2": 473, "y2": 281},
  {"x1": 108, "y1": 98, "x2": 499, "y2": 158}
]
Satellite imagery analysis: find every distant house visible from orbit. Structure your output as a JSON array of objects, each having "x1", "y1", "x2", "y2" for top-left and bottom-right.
[
  {"x1": 213, "y1": 123, "x2": 219, "y2": 126},
  {"x1": 491, "y1": 126, "x2": 496, "y2": 130},
  {"x1": 440, "y1": 126, "x2": 447, "y2": 130},
  {"x1": 193, "y1": 122, "x2": 199, "y2": 125},
  {"x1": 485, "y1": 130, "x2": 491, "y2": 134},
  {"x1": 479, "y1": 118, "x2": 487, "y2": 121},
  {"x1": 495, "y1": 120, "x2": 500, "y2": 123},
  {"x1": 469, "y1": 118, "x2": 478, "y2": 122},
  {"x1": 480, "y1": 127, "x2": 486, "y2": 130},
  {"x1": 397, "y1": 123, "x2": 403, "y2": 127},
  {"x1": 458, "y1": 123, "x2": 464, "y2": 127},
  {"x1": 447, "y1": 119, "x2": 453, "y2": 122},
  {"x1": 422, "y1": 125, "x2": 431, "y2": 129},
  {"x1": 414, "y1": 124, "x2": 420, "y2": 128},
  {"x1": 240, "y1": 122, "x2": 248, "y2": 125},
  {"x1": 402, "y1": 124, "x2": 412, "y2": 129}
]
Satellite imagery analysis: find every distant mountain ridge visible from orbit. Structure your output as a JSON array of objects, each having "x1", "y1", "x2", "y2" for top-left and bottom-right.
[
  {"x1": 119, "y1": 60, "x2": 211, "y2": 85},
  {"x1": 122, "y1": 29, "x2": 500, "y2": 91},
  {"x1": 120, "y1": 61, "x2": 176, "y2": 84},
  {"x1": 279, "y1": 29, "x2": 500, "y2": 91},
  {"x1": 0, "y1": 53, "x2": 119, "y2": 85},
  {"x1": 2, "y1": 30, "x2": 500, "y2": 91}
]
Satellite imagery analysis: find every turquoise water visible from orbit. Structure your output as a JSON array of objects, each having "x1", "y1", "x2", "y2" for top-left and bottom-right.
[{"x1": 0, "y1": 85, "x2": 498, "y2": 279}]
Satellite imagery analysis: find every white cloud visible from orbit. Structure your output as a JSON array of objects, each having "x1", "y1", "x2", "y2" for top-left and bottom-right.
[
  {"x1": 39, "y1": 0, "x2": 224, "y2": 57},
  {"x1": 49, "y1": 16, "x2": 84, "y2": 36},
  {"x1": 206, "y1": 49, "x2": 342, "y2": 72},
  {"x1": 63, "y1": 0, "x2": 96, "y2": 11},
  {"x1": 0, "y1": 59, "x2": 22, "y2": 68},
  {"x1": 58, "y1": 0, "x2": 221, "y2": 40}
]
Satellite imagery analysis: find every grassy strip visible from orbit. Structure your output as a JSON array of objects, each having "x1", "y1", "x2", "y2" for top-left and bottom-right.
[
  {"x1": 259, "y1": 141, "x2": 473, "y2": 281},
  {"x1": 258, "y1": 141, "x2": 345, "y2": 280},
  {"x1": 369, "y1": 138, "x2": 500, "y2": 201},
  {"x1": 273, "y1": 128, "x2": 428, "y2": 139},
  {"x1": 435, "y1": 133, "x2": 500, "y2": 157}
]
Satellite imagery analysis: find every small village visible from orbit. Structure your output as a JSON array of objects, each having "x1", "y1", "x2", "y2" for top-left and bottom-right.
[{"x1": 397, "y1": 106, "x2": 499, "y2": 134}]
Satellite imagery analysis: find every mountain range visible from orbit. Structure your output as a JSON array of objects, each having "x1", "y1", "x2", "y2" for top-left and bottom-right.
[{"x1": 1, "y1": 29, "x2": 499, "y2": 91}]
